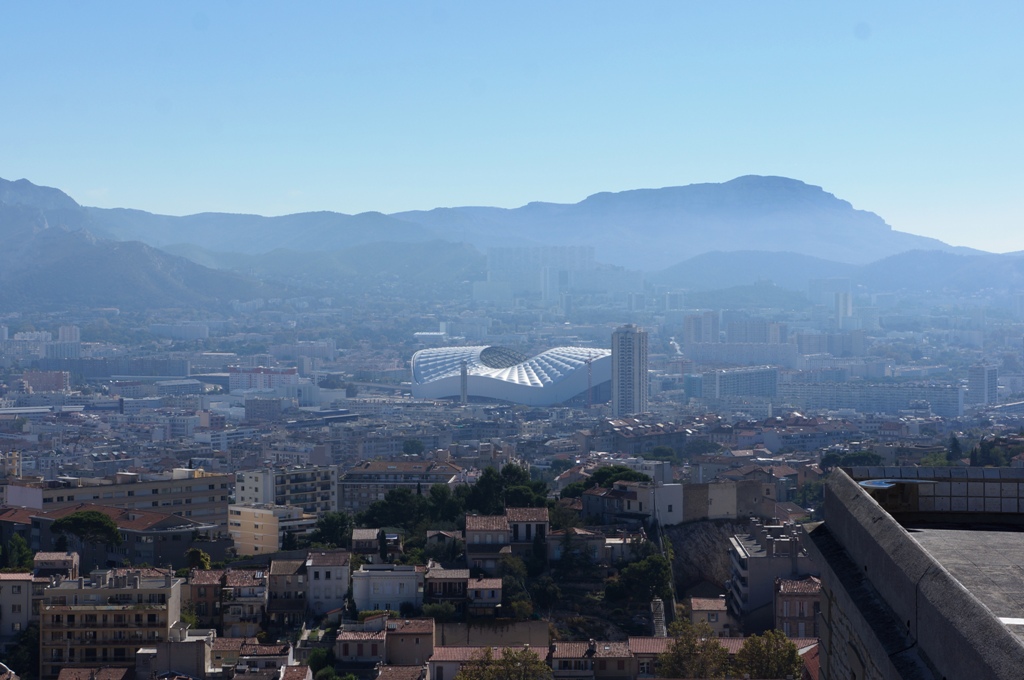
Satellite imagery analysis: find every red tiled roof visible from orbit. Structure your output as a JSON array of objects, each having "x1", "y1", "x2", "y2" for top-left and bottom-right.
[
  {"x1": 282, "y1": 667, "x2": 311, "y2": 680},
  {"x1": 225, "y1": 569, "x2": 267, "y2": 587},
  {"x1": 550, "y1": 641, "x2": 630, "y2": 658},
  {"x1": 387, "y1": 618, "x2": 434, "y2": 634},
  {"x1": 336, "y1": 630, "x2": 386, "y2": 641},
  {"x1": 57, "y1": 669, "x2": 133, "y2": 680},
  {"x1": 376, "y1": 666, "x2": 424, "y2": 680},
  {"x1": 306, "y1": 550, "x2": 350, "y2": 567},
  {"x1": 212, "y1": 637, "x2": 257, "y2": 651},
  {"x1": 505, "y1": 507, "x2": 549, "y2": 522},
  {"x1": 189, "y1": 568, "x2": 226, "y2": 585},
  {"x1": 37, "y1": 503, "x2": 202, "y2": 531},
  {"x1": 465, "y1": 515, "x2": 508, "y2": 532},
  {"x1": 240, "y1": 643, "x2": 290, "y2": 656},
  {"x1": 429, "y1": 647, "x2": 541, "y2": 663},
  {"x1": 628, "y1": 637, "x2": 672, "y2": 655},
  {"x1": 689, "y1": 597, "x2": 727, "y2": 611},
  {"x1": 776, "y1": 575, "x2": 822, "y2": 594}
]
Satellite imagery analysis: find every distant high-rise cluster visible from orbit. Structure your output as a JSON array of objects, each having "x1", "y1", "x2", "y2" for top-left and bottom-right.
[{"x1": 611, "y1": 324, "x2": 648, "y2": 417}]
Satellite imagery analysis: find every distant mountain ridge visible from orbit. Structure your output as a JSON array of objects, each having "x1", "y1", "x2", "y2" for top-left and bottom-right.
[
  {"x1": 0, "y1": 177, "x2": 278, "y2": 311},
  {"x1": 7, "y1": 174, "x2": 977, "y2": 268}
]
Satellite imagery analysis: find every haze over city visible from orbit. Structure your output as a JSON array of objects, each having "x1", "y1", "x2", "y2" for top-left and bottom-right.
[
  {"x1": 5, "y1": 5, "x2": 1024, "y2": 680},
  {"x1": 1, "y1": 2, "x2": 1023, "y2": 252}
]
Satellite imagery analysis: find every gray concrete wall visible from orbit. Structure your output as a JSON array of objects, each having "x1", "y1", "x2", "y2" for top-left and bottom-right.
[{"x1": 810, "y1": 470, "x2": 1024, "y2": 680}]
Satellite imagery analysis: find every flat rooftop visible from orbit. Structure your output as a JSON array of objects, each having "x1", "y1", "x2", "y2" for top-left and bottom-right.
[{"x1": 908, "y1": 525, "x2": 1024, "y2": 643}]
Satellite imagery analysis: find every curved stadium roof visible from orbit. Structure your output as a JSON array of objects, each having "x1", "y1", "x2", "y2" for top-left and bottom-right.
[{"x1": 411, "y1": 345, "x2": 612, "y2": 406}]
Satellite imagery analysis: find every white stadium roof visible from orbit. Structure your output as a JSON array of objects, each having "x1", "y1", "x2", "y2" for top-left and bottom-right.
[{"x1": 411, "y1": 345, "x2": 611, "y2": 406}]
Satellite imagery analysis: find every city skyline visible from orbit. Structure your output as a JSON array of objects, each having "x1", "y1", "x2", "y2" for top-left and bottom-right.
[{"x1": 1, "y1": 3, "x2": 1022, "y2": 253}]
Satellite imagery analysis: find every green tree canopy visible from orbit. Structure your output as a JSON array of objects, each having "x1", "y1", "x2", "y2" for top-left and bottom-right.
[
  {"x1": 617, "y1": 553, "x2": 673, "y2": 602},
  {"x1": 733, "y1": 629, "x2": 803, "y2": 679},
  {"x1": 454, "y1": 646, "x2": 552, "y2": 680},
  {"x1": 403, "y1": 439, "x2": 425, "y2": 456},
  {"x1": 51, "y1": 510, "x2": 123, "y2": 547},
  {"x1": 655, "y1": 620, "x2": 729, "y2": 679},
  {"x1": 310, "y1": 511, "x2": 354, "y2": 548},
  {"x1": 185, "y1": 547, "x2": 211, "y2": 570},
  {"x1": 590, "y1": 465, "x2": 651, "y2": 488}
]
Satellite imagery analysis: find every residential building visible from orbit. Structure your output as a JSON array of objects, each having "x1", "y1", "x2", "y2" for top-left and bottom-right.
[
  {"x1": 464, "y1": 515, "x2": 510, "y2": 575},
  {"x1": 229, "y1": 503, "x2": 317, "y2": 555},
  {"x1": 267, "y1": 559, "x2": 306, "y2": 628},
  {"x1": 186, "y1": 568, "x2": 226, "y2": 630},
  {"x1": 506, "y1": 506, "x2": 549, "y2": 557},
  {"x1": 235, "y1": 466, "x2": 337, "y2": 515},
  {"x1": 306, "y1": 550, "x2": 350, "y2": 616},
  {"x1": 550, "y1": 639, "x2": 633, "y2": 680},
  {"x1": 384, "y1": 618, "x2": 435, "y2": 666},
  {"x1": 351, "y1": 564, "x2": 425, "y2": 613},
  {"x1": 39, "y1": 568, "x2": 183, "y2": 680},
  {"x1": 31, "y1": 503, "x2": 220, "y2": 571},
  {"x1": 337, "y1": 460, "x2": 464, "y2": 514},
  {"x1": 0, "y1": 572, "x2": 33, "y2": 652},
  {"x1": 222, "y1": 568, "x2": 267, "y2": 637},
  {"x1": 968, "y1": 363, "x2": 999, "y2": 405},
  {"x1": 727, "y1": 519, "x2": 817, "y2": 633},
  {"x1": 774, "y1": 575, "x2": 821, "y2": 638},
  {"x1": 466, "y1": 577, "x2": 502, "y2": 616},
  {"x1": 581, "y1": 481, "x2": 684, "y2": 527},
  {"x1": 424, "y1": 563, "x2": 468, "y2": 612},
  {"x1": 611, "y1": 324, "x2": 648, "y2": 417},
  {"x1": 4, "y1": 468, "x2": 232, "y2": 534},
  {"x1": 688, "y1": 596, "x2": 731, "y2": 636},
  {"x1": 228, "y1": 366, "x2": 299, "y2": 392}
]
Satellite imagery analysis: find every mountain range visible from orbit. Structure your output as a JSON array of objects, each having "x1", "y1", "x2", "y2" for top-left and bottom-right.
[{"x1": 1, "y1": 174, "x2": 1018, "y2": 312}]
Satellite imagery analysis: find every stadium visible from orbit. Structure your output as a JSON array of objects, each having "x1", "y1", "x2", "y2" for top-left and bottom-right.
[{"x1": 410, "y1": 345, "x2": 611, "y2": 406}]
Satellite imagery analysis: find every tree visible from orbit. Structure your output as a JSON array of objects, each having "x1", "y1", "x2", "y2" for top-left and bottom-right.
[
  {"x1": 422, "y1": 601, "x2": 459, "y2": 622},
  {"x1": 590, "y1": 465, "x2": 650, "y2": 488},
  {"x1": 309, "y1": 511, "x2": 353, "y2": 548},
  {"x1": 5, "y1": 622, "x2": 40, "y2": 680},
  {"x1": 947, "y1": 434, "x2": 963, "y2": 462},
  {"x1": 307, "y1": 647, "x2": 336, "y2": 675},
  {"x1": 454, "y1": 646, "x2": 553, "y2": 680},
  {"x1": 3, "y1": 533, "x2": 33, "y2": 570},
  {"x1": 734, "y1": 629, "x2": 803, "y2": 679},
  {"x1": 185, "y1": 547, "x2": 212, "y2": 571},
  {"x1": 617, "y1": 554, "x2": 673, "y2": 602},
  {"x1": 403, "y1": 439, "x2": 425, "y2": 456},
  {"x1": 51, "y1": 510, "x2": 123, "y2": 548},
  {"x1": 655, "y1": 620, "x2": 729, "y2": 679}
]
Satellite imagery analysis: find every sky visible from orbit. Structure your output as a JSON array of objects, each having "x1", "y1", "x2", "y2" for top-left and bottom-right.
[{"x1": 1, "y1": 2, "x2": 1022, "y2": 252}]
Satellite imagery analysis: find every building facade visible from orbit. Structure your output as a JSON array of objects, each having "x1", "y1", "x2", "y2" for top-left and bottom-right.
[{"x1": 611, "y1": 325, "x2": 648, "y2": 417}]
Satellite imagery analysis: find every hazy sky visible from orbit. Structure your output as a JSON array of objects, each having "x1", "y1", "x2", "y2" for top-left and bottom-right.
[{"x1": 1, "y1": 3, "x2": 1022, "y2": 252}]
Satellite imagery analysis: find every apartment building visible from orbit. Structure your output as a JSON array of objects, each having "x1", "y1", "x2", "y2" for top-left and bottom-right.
[
  {"x1": 32, "y1": 503, "x2": 220, "y2": 571},
  {"x1": 0, "y1": 572, "x2": 33, "y2": 652},
  {"x1": 40, "y1": 568, "x2": 183, "y2": 680},
  {"x1": 351, "y1": 564, "x2": 425, "y2": 613},
  {"x1": 727, "y1": 519, "x2": 817, "y2": 633},
  {"x1": 235, "y1": 466, "x2": 337, "y2": 514},
  {"x1": 306, "y1": 550, "x2": 350, "y2": 616},
  {"x1": 4, "y1": 468, "x2": 232, "y2": 534},
  {"x1": 337, "y1": 460, "x2": 464, "y2": 513},
  {"x1": 228, "y1": 503, "x2": 317, "y2": 555}
]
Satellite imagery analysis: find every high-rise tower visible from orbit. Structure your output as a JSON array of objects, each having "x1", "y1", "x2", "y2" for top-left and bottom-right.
[{"x1": 611, "y1": 324, "x2": 648, "y2": 417}]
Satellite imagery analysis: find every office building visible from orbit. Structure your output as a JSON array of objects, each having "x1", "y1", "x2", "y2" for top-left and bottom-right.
[
  {"x1": 968, "y1": 363, "x2": 998, "y2": 405},
  {"x1": 611, "y1": 324, "x2": 648, "y2": 417}
]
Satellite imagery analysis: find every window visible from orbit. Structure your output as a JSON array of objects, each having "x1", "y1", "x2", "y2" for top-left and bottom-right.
[
  {"x1": 314, "y1": 571, "x2": 320, "y2": 580},
  {"x1": 708, "y1": 613, "x2": 718, "y2": 622},
  {"x1": 325, "y1": 571, "x2": 331, "y2": 580},
  {"x1": 12, "y1": 585, "x2": 21, "y2": 595},
  {"x1": 12, "y1": 622, "x2": 21, "y2": 631},
  {"x1": 12, "y1": 604, "x2": 22, "y2": 614},
  {"x1": 617, "y1": 661, "x2": 625, "y2": 670},
  {"x1": 667, "y1": 504, "x2": 673, "y2": 513}
]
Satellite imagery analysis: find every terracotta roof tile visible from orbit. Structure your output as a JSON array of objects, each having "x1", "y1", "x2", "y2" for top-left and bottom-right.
[
  {"x1": 505, "y1": 507, "x2": 549, "y2": 523},
  {"x1": 465, "y1": 515, "x2": 508, "y2": 532}
]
